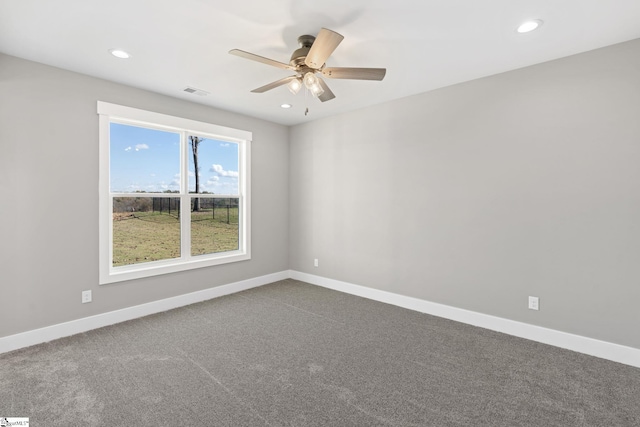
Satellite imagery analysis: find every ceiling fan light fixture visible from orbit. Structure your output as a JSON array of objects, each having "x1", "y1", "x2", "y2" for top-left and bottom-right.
[
  {"x1": 303, "y1": 72, "x2": 324, "y2": 97},
  {"x1": 303, "y1": 72, "x2": 319, "y2": 89},
  {"x1": 308, "y1": 83, "x2": 324, "y2": 98},
  {"x1": 288, "y1": 78, "x2": 302, "y2": 94}
]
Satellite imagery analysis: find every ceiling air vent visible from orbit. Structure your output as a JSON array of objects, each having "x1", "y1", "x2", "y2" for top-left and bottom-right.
[{"x1": 183, "y1": 86, "x2": 209, "y2": 96}]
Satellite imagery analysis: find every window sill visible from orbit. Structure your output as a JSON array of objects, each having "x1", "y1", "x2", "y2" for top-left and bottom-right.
[{"x1": 99, "y1": 251, "x2": 251, "y2": 285}]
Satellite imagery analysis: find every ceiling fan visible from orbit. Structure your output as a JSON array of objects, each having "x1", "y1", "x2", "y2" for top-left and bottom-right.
[{"x1": 229, "y1": 28, "x2": 386, "y2": 102}]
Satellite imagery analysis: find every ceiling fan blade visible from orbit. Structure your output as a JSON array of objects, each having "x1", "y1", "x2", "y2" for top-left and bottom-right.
[
  {"x1": 229, "y1": 49, "x2": 295, "y2": 71},
  {"x1": 250, "y1": 75, "x2": 297, "y2": 93},
  {"x1": 317, "y1": 78, "x2": 336, "y2": 102},
  {"x1": 305, "y1": 28, "x2": 344, "y2": 69},
  {"x1": 322, "y1": 67, "x2": 386, "y2": 81}
]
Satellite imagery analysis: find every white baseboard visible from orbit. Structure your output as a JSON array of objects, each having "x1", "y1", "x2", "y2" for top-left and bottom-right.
[
  {"x1": 4, "y1": 269, "x2": 639, "y2": 369},
  {"x1": 290, "y1": 270, "x2": 640, "y2": 369},
  {"x1": 0, "y1": 270, "x2": 289, "y2": 355}
]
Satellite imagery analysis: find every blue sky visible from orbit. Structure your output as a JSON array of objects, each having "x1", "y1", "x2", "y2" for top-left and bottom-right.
[{"x1": 110, "y1": 122, "x2": 239, "y2": 194}]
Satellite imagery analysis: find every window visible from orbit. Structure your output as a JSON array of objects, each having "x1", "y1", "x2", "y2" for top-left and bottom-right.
[{"x1": 98, "y1": 102, "x2": 251, "y2": 284}]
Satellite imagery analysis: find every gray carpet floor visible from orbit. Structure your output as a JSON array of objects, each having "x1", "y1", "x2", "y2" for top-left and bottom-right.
[{"x1": 1, "y1": 279, "x2": 639, "y2": 426}]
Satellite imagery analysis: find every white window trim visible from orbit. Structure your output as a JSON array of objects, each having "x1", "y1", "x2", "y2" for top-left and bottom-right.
[{"x1": 98, "y1": 101, "x2": 252, "y2": 284}]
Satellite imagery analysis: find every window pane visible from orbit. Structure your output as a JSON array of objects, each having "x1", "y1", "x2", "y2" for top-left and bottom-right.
[
  {"x1": 112, "y1": 197, "x2": 181, "y2": 266},
  {"x1": 110, "y1": 123, "x2": 181, "y2": 193},
  {"x1": 188, "y1": 137, "x2": 239, "y2": 195},
  {"x1": 191, "y1": 198, "x2": 239, "y2": 256}
]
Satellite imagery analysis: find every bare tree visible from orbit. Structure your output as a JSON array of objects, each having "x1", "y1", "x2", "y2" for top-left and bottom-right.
[{"x1": 190, "y1": 136, "x2": 204, "y2": 211}]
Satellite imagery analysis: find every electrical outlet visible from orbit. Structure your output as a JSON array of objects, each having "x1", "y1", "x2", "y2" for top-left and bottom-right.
[
  {"x1": 82, "y1": 290, "x2": 92, "y2": 304},
  {"x1": 528, "y1": 296, "x2": 539, "y2": 311},
  {"x1": 314, "y1": 258, "x2": 319, "y2": 267}
]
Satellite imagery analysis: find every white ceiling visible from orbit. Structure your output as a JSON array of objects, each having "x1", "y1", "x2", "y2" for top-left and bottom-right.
[{"x1": 2, "y1": 0, "x2": 640, "y2": 126}]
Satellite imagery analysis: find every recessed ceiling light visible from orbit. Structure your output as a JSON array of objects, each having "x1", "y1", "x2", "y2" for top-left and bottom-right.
[
  {"x1": 109, "y1": 49, "x2": 131, "y2": 59},
  {"x1": 280, "y1": 103, "x2": 292, "y2": 109},
  {"x1": 517, "y1": 19, "x2": 543, "y2": 33}
]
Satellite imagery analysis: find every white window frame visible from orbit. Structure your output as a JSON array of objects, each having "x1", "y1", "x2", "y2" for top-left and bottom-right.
[{"x1": 98, "y1": 101, "x2": 252, "y2": 284}]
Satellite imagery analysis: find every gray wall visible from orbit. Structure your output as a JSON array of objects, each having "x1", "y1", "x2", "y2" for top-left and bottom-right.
[
  {"x1": 0, "y1": 53, "x2": 289, "y2": 338},
  {"x1": 289, "y1": 39, "x2": 640, "y2": 349}
]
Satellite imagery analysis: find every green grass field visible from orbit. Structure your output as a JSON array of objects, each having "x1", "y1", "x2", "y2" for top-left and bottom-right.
[{"x1": 112, "y1": 208, "x2": 239, "y2": 267}]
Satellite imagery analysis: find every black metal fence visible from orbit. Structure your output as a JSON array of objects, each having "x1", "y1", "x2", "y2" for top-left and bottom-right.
[
  {"x1": 113, "y1": 196, "x2": 239, "y2": 224},
  {"x1": 191, "y1": 198, "x2": 239, "y2": 224},
  {"x1": 152, "y1": 197, "x2": 180, "y2": 215}
]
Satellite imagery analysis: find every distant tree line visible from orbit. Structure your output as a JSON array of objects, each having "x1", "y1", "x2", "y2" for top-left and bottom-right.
[
  {"x1": 113, "y1": 197, "x2": 153, "y2": 213},
  {"x1": 113, "y1": 196, "x2": 238, "y2": 213}
]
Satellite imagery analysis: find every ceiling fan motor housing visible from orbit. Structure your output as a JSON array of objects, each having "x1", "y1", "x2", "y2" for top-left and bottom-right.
[{"x1": 290, "y1": 35, "x2": 316, "y2": 67}]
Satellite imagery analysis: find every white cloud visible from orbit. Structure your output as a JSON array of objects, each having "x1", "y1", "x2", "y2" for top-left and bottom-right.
[
  {"x1": 210, "y1": 164, "x2": 238, "y2": 178},
  {"x1": 125, "y1": 143, "x2": 149, "y2": 152},
  {"x1": 204, "y1": 177, "x2": 238, "y2": 195},
  {"x1": 220, "y1": 143, "x2": 230, "y2": 147}
]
